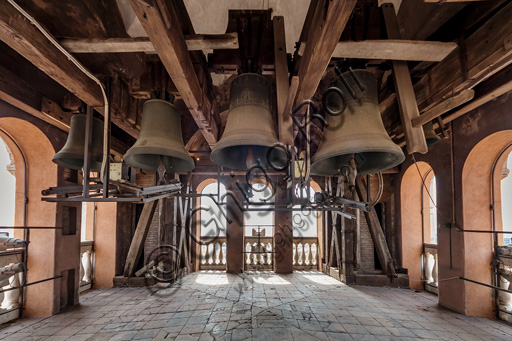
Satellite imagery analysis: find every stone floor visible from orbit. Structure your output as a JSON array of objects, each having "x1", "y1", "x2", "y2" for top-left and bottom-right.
[{"x1": 1, "y1": 271, "x2": 512, "y2": 340}]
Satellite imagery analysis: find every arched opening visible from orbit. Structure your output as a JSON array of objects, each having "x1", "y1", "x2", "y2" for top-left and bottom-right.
[
  {"x1": 0, "y1": 138, "x2": 16, "y2": 236},
  {"x1": 196, "y1": 179, "x2": 227, "y2": 270},
  {"x1": 400, "y1": 161, "x2": 438, "y2": 291},
  {"x1": 0, "y1": 117, "x2": 61, "y2": 318},
  {"x1": 462, "y1": 130, "x2": 512, "y2": 318},
  {"x1": 244, "y1": 180, "x2": 274, "y2": 270}
]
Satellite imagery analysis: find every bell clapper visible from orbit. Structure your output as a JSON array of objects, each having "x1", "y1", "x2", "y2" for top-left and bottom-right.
[
  {"x1": 246, "y1": 147, "x2": 255, "y2": 170},
  {"x1": 347, "y1": 156, "x2": 357, "y2": 191},
  {"x1": 157, "y1": 155, "x2": 167, "y2": 185}
]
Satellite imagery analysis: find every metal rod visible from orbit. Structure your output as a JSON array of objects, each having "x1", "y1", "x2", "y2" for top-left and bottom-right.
[
  {"x1": 456, "y1": 229, "x2": 512, "y2": 234},
  {"x1": 103, "y1": 78, "x2": 112, "y2": 198},
  {"x1": 459, "y1": 276, "x2": 512, "y2": 294},
  {"x1": 82, "y1": 106, "x2": 93, "y2": 198},
  {"x1": 0, "y1": 275, "x2": 63, "y2": 294}
]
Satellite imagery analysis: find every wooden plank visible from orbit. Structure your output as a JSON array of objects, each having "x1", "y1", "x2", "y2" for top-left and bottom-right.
[
  {"x1": 129, "y1": 0, "x2": 218, "y2": 147},
  {"x1": 332, "y1": 40, "x2": 457, "y2": 62},
  {"x1": 383, "y1": 3, "x2": 428, "y2": 154},
  {"x1": 411, "y1": 89, "x2": 474, "y2": 127},
  {"x1": 123, "y1": 200, "x2": 158, "y2": 277},
  {"x1": 273, "y1": 16, "x2": 293, "y2": 145},
  {"x1": 294, "y1": 0, "x2": 357, "y2": 106},
  {"x1": 59, "y1": 33, "x2": 238, "y2": 53},
  {"x1": 355, "y1": 177, "x2": 396, "y2": 278}
]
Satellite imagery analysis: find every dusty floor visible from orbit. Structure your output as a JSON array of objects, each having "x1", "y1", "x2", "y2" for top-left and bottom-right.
[{"x1": 1, "y1": 271, "x2": 512, "y2": 340}]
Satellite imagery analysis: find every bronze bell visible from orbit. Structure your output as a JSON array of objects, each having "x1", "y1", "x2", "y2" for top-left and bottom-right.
[
  {"x1": 52, "y1": 114, "x2": 104, "y2": 172},
  {"x1": 211, "y1": 73, "x2": 287, "y2": 170},
  {"x1": 423, "y1": 121, "x2": 441, "y2": 147},
  {"x1": 311, "y1": 69, "x2": 405, "y2": 176},
  {"x1": 124, "y1": 99, "x2": 194, "y2": 173}
]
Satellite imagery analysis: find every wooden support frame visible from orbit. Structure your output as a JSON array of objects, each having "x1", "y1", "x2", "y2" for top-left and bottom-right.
[
  {"x1": 382, "y1": 3, "x2": 428, "y2": 155},
  {"x1": 294, "y1": 0, "x2": 357, "y2": 106},
  {"x1": 123, "y1": 200, "x2": 158, "y2": 277},
  {"x1": 332, "y1": 40, "x2": 457, "y2": 62},
  {"x1": 273, "y1": 16, "x2": 293, "y2": 145},
  {"x1": 0, "y1": 3, "x2": 141, "y2": 138},
  {"x1": 355, "y1": 177, "x2": 396, "y2": 278},
  {"x1": 60, "y1": 33, "x2": 239, "y2": 53},
  {"x1": 129, "y1": 0, "x2": 218, "y2": 147}
]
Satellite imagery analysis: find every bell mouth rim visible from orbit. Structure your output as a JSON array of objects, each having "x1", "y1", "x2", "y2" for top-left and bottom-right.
[
  {"x1": 210, "y1": 144, "x2": 288, "y2": 171},
  {"x1": 124, "y1": 146, "x2": 194, "y2": 172},
  {"x1": 52, "y1": 157, "x2": 103, "y2": 173},
  {"x1": 310, "y1": 149, "x2": 405, "y2": 176}
]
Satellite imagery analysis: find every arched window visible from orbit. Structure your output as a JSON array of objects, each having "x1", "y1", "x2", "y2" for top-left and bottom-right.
[
  {"x1": 200, "y1": 181, "x2": 227, "y2": 237},
  {"x1": 243, "y1": 181, "x2": 274, "y2": 236},
  {"x1": 293, "y1": 185, "x2": 318, "y2": 237},
  {"x1": 500, "y1": 153, "x2": 512, "y2": 245},
  {"x1": 424, "y1": 173, "x2": 437, "y2": 244},
  {"x1": 0, "y1": 138, "x2": 15, "y2": 237}
]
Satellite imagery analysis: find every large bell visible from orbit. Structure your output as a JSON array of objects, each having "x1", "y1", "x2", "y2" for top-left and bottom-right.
[
  {"x1": 210, "y1": 73, "x2": 287, "y2": 170},
  {"x1": 124, "y1": 99, "x2": 194, "y2": 173},
  {"x1": 423, "y1": 121, "x2": 441, "y2": 147},
  {"x1": 52, "y1": 114, "x2": 104, "y2": 172},
  {"x1": 311, "y1": 70, "x2": 405, "y2": 176}
]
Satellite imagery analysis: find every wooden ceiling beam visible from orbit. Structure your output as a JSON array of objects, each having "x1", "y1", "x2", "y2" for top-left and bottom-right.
[
  {"x1": 0, "y1": 64, "x2": 129, "y2": 155},
  {"x1": 129, "y1": 0, "x2": 218, "y2": 147},
  {"x1": 60, "y1": 33, "x2": 239, "y2": 53},
  {"x1": 293, "y1": 0, "x2": 357, "y2": 106},
  {"x1": 332, "y1": 40, "x2": 457, "y2": 62},
  {"x1": 0, "y1": 2, "x2": 140, "y2": 138}
]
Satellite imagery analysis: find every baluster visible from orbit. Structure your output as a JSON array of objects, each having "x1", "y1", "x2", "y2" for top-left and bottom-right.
[
  {"x1": 208, "y1": 243, "x2": 214, "y2": 264},
  {"x1": 79, "y1": 251, "x2": 84, "y2": 282},
  {"x1": 311, "y1": 243, "x2": 317, "y2": 265},
  {"x1": 222, "y1": 242, "x2": 227, "y2": 265},
  {"x1": 201, "y1": 243, "x2": 207, "y2": 264},
  {"x1": 260, "y1": 244, "x2": 265, "y2": 264},
  {"x1": 499, "y1": 271, "x2": 512, "y2": 308},
  {"x1": 266, "y1": 242, "x2": 272, "y2": 265},
  {"x1": 298, "y1": 243, "x2": 303, "y2": 265},
  {"x1": 246, "y1": 243, "x2": 251, "y2": 264},
  {"x1": 304, "y1": 243, "x2": 310, "y2": 265},
  {"x1": 82, "y1": 250, "x2": 92, "y2": 283},
  {"x1": 424, "y1": 252, "x2": 435, "y2": 283},
  {"x1": 215, "y1": 242, "x2": 221, "y2": 264},
  {"x1": 293, "y1": 242, "x2": 296, "y2": 265},
  {"x1": 252, "y1": 243, "x2": 258, "y2": 265},
  {"x1": 433, "y1": 252, "x2": 438, "y2": 285},
  {"x1": 1, "y1": 273, "x2": 21, "y2": 309}
]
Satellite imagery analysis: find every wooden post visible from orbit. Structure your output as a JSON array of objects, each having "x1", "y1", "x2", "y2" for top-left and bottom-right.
[
  {"x1": 382, "y1": 3, "x2": 428, "y2": 155},
  {"x1": 123, "y1": 200, "x2": 158, "y2": 277},
  {"x1": 273, "y1": 16, "x2": 293, "y2": 145},
  {"x1": 225, "y1": 177, "x2": 244, "y2": 273},
  {"x1": 275, "y1": 176, "x2": 293, "y2": 273},
  {"x1": 355, "y1": 177, "x2": 396, "y2": 278}
]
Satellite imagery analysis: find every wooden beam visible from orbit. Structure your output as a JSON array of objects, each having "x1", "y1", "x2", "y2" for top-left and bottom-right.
[
  {"x1": 332, "y1": 40, "x2": 457, "y2": 62},
  {"x1": 0, "y1": 3, "x2": 140, "y2": 138},
  {"x1": 412, "y1": 89, "x2": 474, "y2": 127},
  {"x1": 355, "y1": 177, "x2": 396, "y2": 278},
  {"x1": 129, "y1": 0, "x2": 218, "y2": 147},
  {"x1": 59, "y1": 33, "x2": 239, "y2": 53},
  {"x1": 273, "y1": 16, "x2": 293, "y2": 145},
  {"x1": 294, "y1": 0, "x2": 357, "y2": 105},
  {"x1": 443, "y1": 65, "x2": 512, "y2": 124},
  {"x1": 383, "y1": 3, "x2": 428, "y2": 154},
  {"x1": 123, "y1": 200, "x2": 158, "y2": 277}
]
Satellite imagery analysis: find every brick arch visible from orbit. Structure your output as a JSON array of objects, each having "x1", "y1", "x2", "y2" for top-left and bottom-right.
[
  {"x1": 462, "y1": 129, "x2": 512, "y2": 317},
  {"x1": 400, "y1": 161, "x2": 434, "y2": 290},
  {"x1": 0, "y1": 117, "x2": 58, "y2": 317}
]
